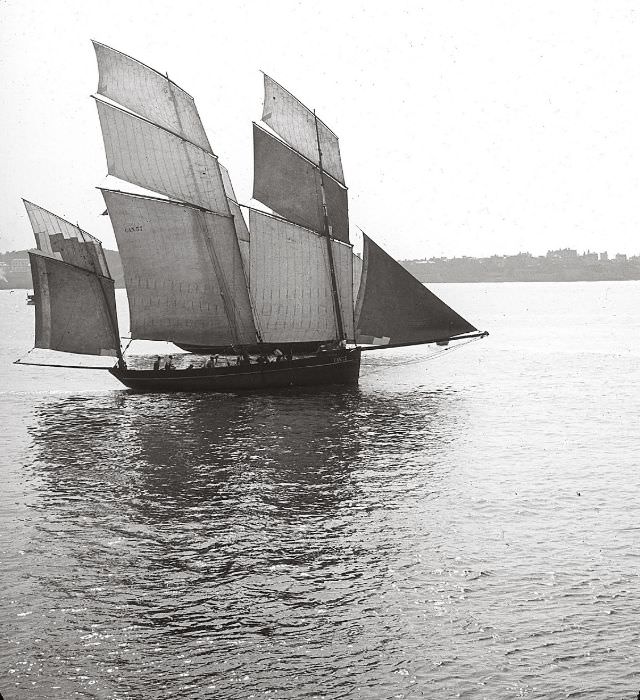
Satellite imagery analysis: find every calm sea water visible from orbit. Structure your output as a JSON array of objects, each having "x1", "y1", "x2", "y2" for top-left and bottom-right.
[{"x1": 1, "y1": 282, "x2": 639, "y2": 699}]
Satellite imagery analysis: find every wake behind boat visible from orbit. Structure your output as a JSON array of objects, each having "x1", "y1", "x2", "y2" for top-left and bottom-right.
[{"x1": 16, "y1": 42, "x2": 487, "y2": 392}]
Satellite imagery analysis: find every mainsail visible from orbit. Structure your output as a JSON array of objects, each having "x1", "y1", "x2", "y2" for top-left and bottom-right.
[
  {"x1": 23, "y1": 201, "x2": 119, "y2": 357},
  {"x1": 102, "y1": 189, "x2": 256, "y2": 347},
  {"x1": 354, "y1": 234, "x2": 478, "y2": 345},
  {"x1": 93, "y1": 42, "x2": 256, "y2": 349},
  {"x1": 248, "y1": 209, "x2": 354, "y2": 344}
]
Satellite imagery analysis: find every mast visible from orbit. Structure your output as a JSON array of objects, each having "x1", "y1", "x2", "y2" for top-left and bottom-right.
[
  {"x1": 165, "y1": 72, "x2": 243, "y2": 350},
  {"x1": 314, "y1": 110, "x2": 345, "y2": 342}
]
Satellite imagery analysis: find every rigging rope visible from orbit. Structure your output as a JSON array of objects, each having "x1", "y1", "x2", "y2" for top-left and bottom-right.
[{"x1": 362, "y1": 335, "x2": 485, "y2": 376}]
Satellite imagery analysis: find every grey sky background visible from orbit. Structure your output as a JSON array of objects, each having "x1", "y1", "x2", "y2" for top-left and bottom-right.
[{"x1": 1, "y1": 0, "x2": 639, "y2": 260}]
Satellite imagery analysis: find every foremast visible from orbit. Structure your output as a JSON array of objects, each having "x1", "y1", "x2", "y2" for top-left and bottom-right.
[{"x1": 92, "y1": 41, "x2": 258, "y2": 352}]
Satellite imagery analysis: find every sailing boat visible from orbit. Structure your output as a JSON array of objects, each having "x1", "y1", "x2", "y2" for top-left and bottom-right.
[{"x1": 17, "y1": 42, "x2": 487, "y2": 392}]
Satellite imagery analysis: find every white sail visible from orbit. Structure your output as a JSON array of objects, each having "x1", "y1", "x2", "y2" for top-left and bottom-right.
[
  {"x1": 93, "y1": 41, "x2": 212, "y2": 153},
  {"x1": 248, "y1": 209, "x2": 354, "y2": 344},
  {"x1": 23, "y1": 200, "x2": 110, "y2": 276},
  {"x1": 95, "y1": 100, "x2": 229, "y2": 215},
  {"x1": 262, "y1": 74, "x2": 345, "y2": 185},
  {"x1": 102, "y1": 190, "x2": 257, "y2": 348}
]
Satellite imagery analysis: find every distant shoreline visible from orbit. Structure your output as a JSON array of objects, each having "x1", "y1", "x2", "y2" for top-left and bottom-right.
[{"x1": 3, "y1": 248, "x2": 640, "y2": 288}]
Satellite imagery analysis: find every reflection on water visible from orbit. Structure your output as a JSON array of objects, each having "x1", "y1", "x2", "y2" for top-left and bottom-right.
[
  {"x1": 9, "y1": 387, "x2": 461, "y2": 699},
  {"x1": 4, "y1": 283, "x2": 640, "y2": 698}
]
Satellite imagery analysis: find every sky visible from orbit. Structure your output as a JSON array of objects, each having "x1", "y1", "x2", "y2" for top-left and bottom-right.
[{"x1": 1, "y1": 0, "x2": 640, "y2": 260}]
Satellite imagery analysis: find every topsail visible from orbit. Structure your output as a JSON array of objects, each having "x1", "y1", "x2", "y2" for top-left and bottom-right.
[
  {"x1": 93, "y1": 40, "x2": 211, "y2": 152},
  {"x1": 262, "y1": 74, "x2": 345, "y2": 185}
]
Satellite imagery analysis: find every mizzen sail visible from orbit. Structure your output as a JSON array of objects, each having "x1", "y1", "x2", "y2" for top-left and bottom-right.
[
  {"x1": 355, "y1": 234, "x2": 477, "y2": 345},
  {"x1": 248, "y1": 209, "x2": 354, "y2": 343},
  {"x1": 23, "y1": 201, "x2": 119, "y2": 357},
  {"x1": 29, "y1": 252, "x2": 119, "y2": 356}
]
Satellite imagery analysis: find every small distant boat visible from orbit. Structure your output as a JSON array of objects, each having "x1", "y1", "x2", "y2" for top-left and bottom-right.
[
  {"x1": 16, "y1": 41, "x2": 487, "y2": 392},
  {"x1": 26, "y1": 293, "x2": 35, "y2": 305}
]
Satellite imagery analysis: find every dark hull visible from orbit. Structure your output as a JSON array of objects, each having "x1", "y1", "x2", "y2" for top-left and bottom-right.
[{"x1": 109, "y1": 349, "x2": 361, "y2": 393}]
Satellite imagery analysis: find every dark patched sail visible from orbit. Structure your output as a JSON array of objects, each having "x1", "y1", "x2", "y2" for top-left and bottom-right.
[
  {"x1": 355, "y1": 235, "x2": 477, "y2": 345},
  {"x1": 253, "y1": 124, "x2": 349, "y2": 243},
  {"x1": 23, "y1": 199, "x2": 111, "y2": 276}
]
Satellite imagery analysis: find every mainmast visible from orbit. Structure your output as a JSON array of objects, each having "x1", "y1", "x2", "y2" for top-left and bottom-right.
[
  {"x1": 165, "y1": 72, "x2": 243, "y2": 350},
  {"x1": 314, "y1": 110, "x2": 345, "y2": 342}
]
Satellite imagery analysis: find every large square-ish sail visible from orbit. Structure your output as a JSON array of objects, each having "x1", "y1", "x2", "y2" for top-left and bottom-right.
[
  {"x1": 102, "y1": 190, "x2": 257, "y2": 348},
  {"x1": 249, "y1": 209, "x2": 354, "y2": 344}
]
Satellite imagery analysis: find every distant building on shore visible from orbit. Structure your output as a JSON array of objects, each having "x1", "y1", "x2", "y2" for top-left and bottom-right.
[
  {"x1": 2, "y1": 247, "x2": 640, "y2": 289},
  {"x1": 402, "y1": 248, "x2": 640, "y2": 283}
]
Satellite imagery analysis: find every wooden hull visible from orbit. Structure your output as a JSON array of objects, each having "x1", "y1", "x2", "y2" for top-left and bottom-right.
[{"x1": 109, "y1": 349, "x2": 361, "y2": 393}]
